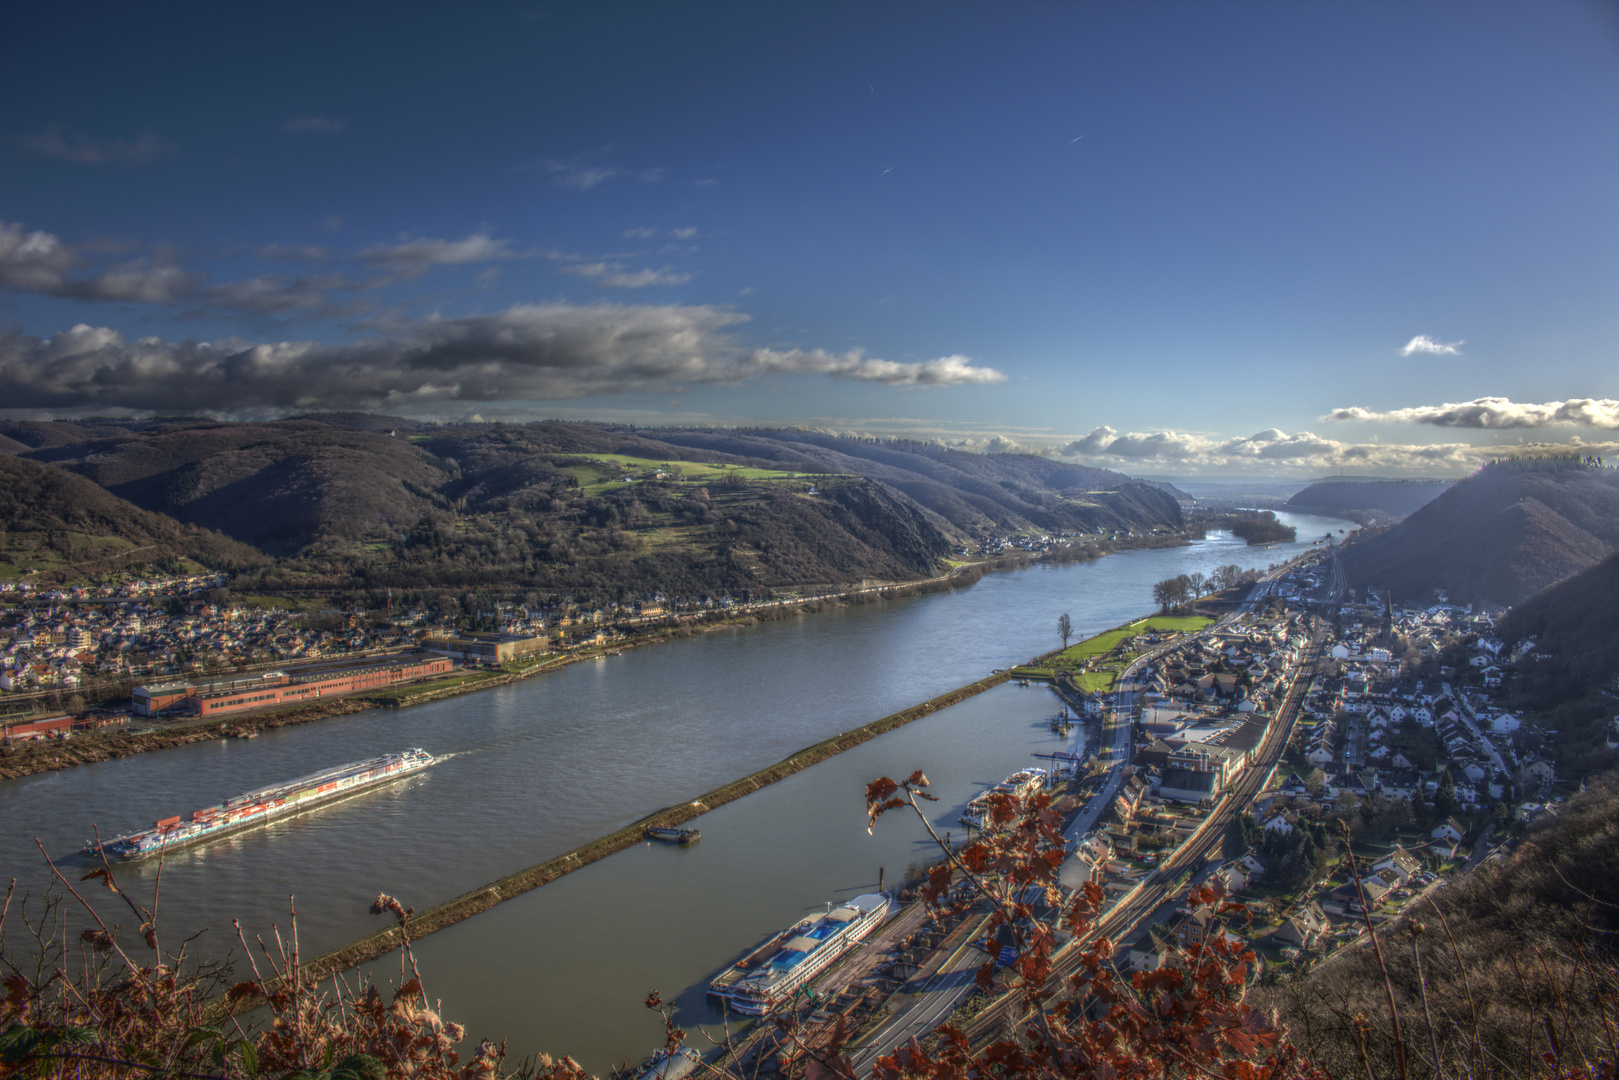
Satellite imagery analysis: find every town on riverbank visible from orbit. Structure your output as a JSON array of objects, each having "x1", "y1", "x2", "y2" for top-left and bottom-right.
[
  {"x1": 0, "y1": 528, "x2": 1210, "y2": 777},
  {"x1": 634, "y1": 550, "x2": 1573, "y2": 1078},
  {"x1": 1, "y1": 517, "x2": 1585, "y2": 1077}
]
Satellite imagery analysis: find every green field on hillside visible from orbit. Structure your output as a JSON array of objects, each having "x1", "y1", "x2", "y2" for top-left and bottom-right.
[{"x1": 560, "y1": 454, "x2": 825, "y2": 494}]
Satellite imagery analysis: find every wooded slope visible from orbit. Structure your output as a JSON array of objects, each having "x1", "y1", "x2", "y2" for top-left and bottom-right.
[
  {"x1": 1339, "y1": 463, "x2": 1619, "y2": 605},
  {"x1": 0, "y1": 454, "x2": 266, "y2": 575},
  {"x1": 1285, "y1": 478, "x2": 1453, "y2": 519}
]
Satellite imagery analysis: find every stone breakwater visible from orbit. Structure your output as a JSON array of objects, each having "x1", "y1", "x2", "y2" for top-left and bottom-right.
[{"x1": 231, "y1": 665, "x2": 1033, "y2": 1010}]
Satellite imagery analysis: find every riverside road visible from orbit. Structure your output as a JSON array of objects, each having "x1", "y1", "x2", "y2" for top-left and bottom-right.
[{"x1": 845, "y1": 550, "x2": 1339, "y2": 1071}]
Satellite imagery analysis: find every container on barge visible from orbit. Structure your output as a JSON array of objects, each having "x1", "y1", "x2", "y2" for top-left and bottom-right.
[
  {"x1": 708, "y1": 893, "x2": 891, "y2": 1015},
  {"x1": 85, "y1": 749, "x2": 435, "y2": 861}
]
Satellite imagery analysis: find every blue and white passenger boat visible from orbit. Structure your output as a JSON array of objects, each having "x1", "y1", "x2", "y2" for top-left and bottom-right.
[{"x1": 708, "y1": 893, "x2": 892, "y2": 1015}]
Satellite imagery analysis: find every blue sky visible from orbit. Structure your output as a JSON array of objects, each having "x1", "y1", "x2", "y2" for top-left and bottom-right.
[{"x1": 2, "y1": 1, "x2": 1617, "y2": 476}]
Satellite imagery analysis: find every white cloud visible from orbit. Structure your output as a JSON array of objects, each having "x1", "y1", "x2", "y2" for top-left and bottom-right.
[
  {"x1": 1051, "y1": 425, "x2": 1486, "y2": 475},
  {"x1": 0, "y1": 221, "x2": 193, "y2": 301},
  {"x1": 17, "y1": 127, "x2": 174, "y2": 166},
  {"x1": 621, "y1": 227, "x2": 657, "y2": 239},
  {"x1": 257, "y1": 243, "x2": 331, "y2": 262},
  {"x1": 1400, "y1": 334, "x2": 1464, "y2": 356},
  {"x1": 1325, "y1": 397, "x2": 1619, "y2": 430},
  {"x1": 741, "y1": 349, "x2": 1004, "y2": 387},
  {"x1": 0, "y1": 220, "x2": 363, "y2": 316},
  {"x1": 0, "y1": 306, "x2": 997, "y2": 414},
  {"x1": 669, "y1": 227, "x2": 698, "y2": 239},
  {"x1": 282, "y1": 116, "x2": 346, "y2": 134},
  {"x1": 560, "y1": 261, "x2": 691, "y2": 288},
  {"x1": 537, "y1": 149, "x2": 663, "y2": 190},
  {"x1": 360, "y1": 232, "x2": 524, "y2": 277},
  {"x1": 549, "y1": 162, "x2": 619, "y2": 190}
]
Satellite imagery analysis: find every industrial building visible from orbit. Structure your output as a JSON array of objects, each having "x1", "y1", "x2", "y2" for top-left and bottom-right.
[
  {"x1": 422, "y1": 631, "x2": 547, "y2": 664},
  {"x1": 132, "y1": 651, "x2": 452, "y2": 718}
]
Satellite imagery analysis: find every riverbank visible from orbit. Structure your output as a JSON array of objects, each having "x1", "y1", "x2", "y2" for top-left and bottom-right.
[
  {"x1": 229, "y1": 663, "x2": 1033, "y2": 1010},
  {"x1": 0, "y1": 576, "x2": 980, "y2": 780},
  {"x1": 1, "y1": 530, "x2": 1198, "y2": 782}
]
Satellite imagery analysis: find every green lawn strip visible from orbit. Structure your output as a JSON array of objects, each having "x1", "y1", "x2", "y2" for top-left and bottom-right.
[
  {"x1": 1074, "y1": 671, "x2": 1117, "y2": 694},
  {"x1": 1043, "y1": 614, "x2": 1216, "y2": 677}
]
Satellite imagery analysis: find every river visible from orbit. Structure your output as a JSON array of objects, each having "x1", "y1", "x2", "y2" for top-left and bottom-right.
[{"x1": 1, "y1": 511, "x2": 1344, "y2": 1071}]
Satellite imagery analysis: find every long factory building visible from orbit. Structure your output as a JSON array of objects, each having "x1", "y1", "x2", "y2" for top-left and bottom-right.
[{"x1": 132, "y1": 650, "x2": 452, "y2": 718}]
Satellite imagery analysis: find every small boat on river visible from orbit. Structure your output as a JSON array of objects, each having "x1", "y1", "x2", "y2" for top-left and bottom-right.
[{"x1": 645, "y1": 826, "x2": 701, "y2": 844}]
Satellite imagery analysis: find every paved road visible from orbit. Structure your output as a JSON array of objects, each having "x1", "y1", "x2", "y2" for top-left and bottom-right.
[
  {"x1": 845, "y1": 553, "x2": 1338, "y2": 1071},
  {"x1": 845, "y1": 914, "x2": 991, "y2": 1076},
  {"x1": 957, "y1": 624, "x2": 1327, "y2": 1046}
]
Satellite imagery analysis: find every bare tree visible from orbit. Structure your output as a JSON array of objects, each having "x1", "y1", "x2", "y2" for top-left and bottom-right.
[
  {"x1": 1057, "y1": 612, "x2": 1072, "y2": 649},
  {"x1": 1153, "y1": 576, "x2": 1190, "y2": 612}
]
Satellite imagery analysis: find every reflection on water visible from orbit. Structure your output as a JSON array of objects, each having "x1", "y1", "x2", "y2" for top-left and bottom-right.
[{"x1": 0, "y1": 511, "x2": 1343, "y2": 1071}]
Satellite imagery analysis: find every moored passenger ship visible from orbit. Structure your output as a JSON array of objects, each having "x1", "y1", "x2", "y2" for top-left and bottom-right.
[
  {"x1": 959, "y1": 766, "x2": 1048, "y2": 828},
  {"x1": 709, "y1": 893, "x2": 891, "y2": 1014},
  {"x1": 85, "y1": 749, "x2": 435, "y2": 860}
]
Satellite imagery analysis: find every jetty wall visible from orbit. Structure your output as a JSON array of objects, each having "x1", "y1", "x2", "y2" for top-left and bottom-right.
[{"x1": 277, "y1": 667, "x2": 1022, "y2": 993}]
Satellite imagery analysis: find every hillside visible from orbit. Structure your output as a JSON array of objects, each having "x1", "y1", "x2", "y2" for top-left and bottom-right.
[
  {"x1": 1265, "y1": 768, "x2": 1619, "y2": 1079},
  {"x1": 22, "y1": 421, "x2": 456, "y2": 556},
  {"x1": 630, "y1": 428, "x2": 1183, "y2": 537},
  {"x1": 1285, "y1": 478, "x2": 1453, "y2": 519},
  {"x1": 6, "y1": 417, "x2": 1185, "y2": 598},
  {"x1": 0, "y1": 454, "x2": 266, "y2": 579},
  {"x1": 13, "y1": 418, "x2": 1182, "y2": 551},
  {"x1": 1498, "y1": 550, "x2": 1619, "y2": 706},
  {"x1": 1338, "y1": 462, "x2": 1619, "y2": 606}
]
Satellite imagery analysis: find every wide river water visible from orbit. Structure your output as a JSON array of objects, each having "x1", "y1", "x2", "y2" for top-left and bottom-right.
[{"x1": 2, "y1": 511, "x2": 1342, "y2": 1070}]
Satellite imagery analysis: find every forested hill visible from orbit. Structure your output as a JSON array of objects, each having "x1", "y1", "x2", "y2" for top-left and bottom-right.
[
  {"x1": 1498, "y1": 550, "x2": 1619, "y2": 706},
  {"x1": 1338, "y1": 461, "x2": 1619, "y2": 606},
  {"x1": 0, "y1": 454, "x2": 266, "y2": 579},
  {"x1": 7, "y1": 418, "x2": 1182, "y2": 555},
  {"x1": 15, "y1": 420, "x2": 464, "y2": 556},
  {"x1": 627, "y1": 427, "x2": 1183, "y2": 537},
  {"x1": 1, "y1": 417, "x2": 1185, "y2": 598},
  {"x1": 1285, "y1": 478, "x2": 1453, "y2": 519}
]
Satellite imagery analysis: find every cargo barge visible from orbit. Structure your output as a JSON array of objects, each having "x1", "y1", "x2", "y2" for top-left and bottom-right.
[
  {"x1": 707, "y1": 893, "x2": 891, "y2": 1015},
  {"x1": 645, "y1": 826, "x2": 701, "y2": 844},
  {"x1": 85, "y1": 749, "x2": 435, "y2": 861}
]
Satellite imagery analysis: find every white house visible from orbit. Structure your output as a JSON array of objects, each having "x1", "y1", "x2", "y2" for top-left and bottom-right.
[{"x1": 1431, "y1": 818, "x2": 1466, "y2": 844}]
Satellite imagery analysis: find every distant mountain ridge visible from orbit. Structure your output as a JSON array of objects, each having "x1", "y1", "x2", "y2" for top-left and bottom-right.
[
  {"x1": 1286, "y1": 478, "x2": 1454, "y2": 519},
  {"x1": 1339, "y1": 462, "x2": 1619, "y2": 606},
  {"x1": 0, "y1": 417, "x2": 1186, "y2": 597},
  {"x1": 5, "y1": 418, "x2": 1182, "y2": 554}
]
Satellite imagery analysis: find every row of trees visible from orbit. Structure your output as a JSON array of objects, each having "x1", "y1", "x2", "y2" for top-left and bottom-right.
[{"x1": 1151, "y1": 563, "x2": 1255, "y2": 612}]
